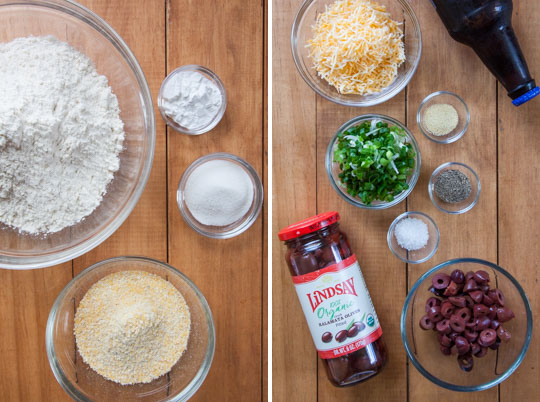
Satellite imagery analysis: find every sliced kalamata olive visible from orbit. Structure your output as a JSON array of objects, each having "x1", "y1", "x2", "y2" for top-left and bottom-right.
[
  {"x1": 473, "y1": 304, "x2": 489, "y2": 317},
  {"x1": 441, "y1": 301, "x2": 455, "y2": 318},
  {"x1": 455, "y1": 307, "x2": 471, "y2": 322},
  {"x1": 497, "y1": 326, "x2": 512, "y2": 342},
  {"x1": 458, "y1": 353, "x2": 474, "y2": 372},
  {"x1": 490, "y1": 320, "x2": 500, "y2": 330},
  {"x1": 489, "y1": 338, "x2": 501, "y2": 350},
  {"x1": 335, "y1": 330, "x2": 348, "y2": 343},
  {"x1": 482, "y1": 293, "x2": 495, "y2": 306},
  {"x1": 448, "y1": 296, "x2": 467, "y2": 308},
  {"x1": 464, "y1": 328, "x2": 478, "y2": 343},
  {"x1": 322, "y1": 332, "x2": 333, "y2": 343},
  {"x1": 440, "y1": 334, "x2": 452, "y2": 347},
  {"x1": 450, "y1": 315, "x2": 466, "y2": 333},
  {"x1": 427, "y1": 305, "x2": 443, "y2": 323},
  {"x1": 463, "y1": 278, "x2": 479, "y2": 293},
  {"x1": 440, "y1": 345, "x2": 451, "y2": 355},
  {"x1": 432, "y1": 273, "x2": 451, "y2": 290},
  {"x1": 455, "y1": 336, "x2": 470, "y2": 355},
  {"x1": 450, "y1": 269, "x2": 465, "y2": 284},
  {"x1": 436, "y1": 319, "x2": 451, "y2": 334},
  {"x1": 443, "y1": 281, "x2": 459, "y2": 296},
  {"x1": 475, "y1": 316, "x2": 491, "y2": 331},
  {"x1": 471, "y1": 342, "x2": 481, "y2": 356},
  {"x1": 489, "y1": 288, "x2": 505, "y2": 306},
  {"x1": 469, "y1": 289, "x2": 484, "y2": 303},
  {"x1": 473, "y1": 270, "x2": 490, "y2": 284},
  {"x1": 479, "y1": 329, "x2": 497, "y2": 347},
  {"x1": 496, "y1": 307, "x2": 515, "y2": 323},
  {"x1": 474, "y1": 346, "x2": 488, "y2": 358},
  {"x1": 465, "y1": 319, "x2": 476, "y2": 329},
  {"x1": 480, "y1": 284, "x2": 490, "y2": 293},
  {"x1": 448, "y1": 331, "x2": 459, "y2": 342},
  {"x1": 425, "y1": 297, "x2": 441, "y2": 312},
  {"x1": 488, "y1": 305, "x2": 498, "y2": 320},
  {"x1": 465, "y1": 271, "x2": 475, "y2": 282},
  {"x1": 464, "y1": 295, "x2": 475, "y2": 308}
]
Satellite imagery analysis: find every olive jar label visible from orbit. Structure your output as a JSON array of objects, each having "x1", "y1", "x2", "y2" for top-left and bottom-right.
[{"x1": 292, "y1": 255, "x2": 382, "y2": 359}]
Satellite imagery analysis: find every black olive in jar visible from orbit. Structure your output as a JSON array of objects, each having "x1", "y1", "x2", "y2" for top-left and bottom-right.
[{"x1": 278, "y1": 212, "x2": 388, "y2": 387}]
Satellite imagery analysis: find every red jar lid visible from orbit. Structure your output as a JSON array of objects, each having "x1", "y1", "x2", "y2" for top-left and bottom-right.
[{"x1": 278, "y1": 212, "x2": 340, "y2": 241}]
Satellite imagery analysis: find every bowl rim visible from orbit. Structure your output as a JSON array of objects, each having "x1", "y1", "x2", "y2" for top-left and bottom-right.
[
  {"x1": 176, "y1": 152, "x2": 264, "y2": 239},
  {"x1": 46, "y1": 256, "x2": 216, "y2": 402},
  {"x1": 401, "y1": 258, "x2": 533, "y2": 392},
  {"x1": 325, "y1": 114, "x2": 422, "y2": 209},
  {"x1": 387, "y1": 211, "x2": 440, "y2": 264},
  {"x1": 157, "y1": 64, "x2": 227, "y2": 135},
  {"x1": 0, "y1": 0, "x2": 156, "y2": 269},
  {"x1": 428, "y1": 161, "x2": 481, "y2": 214},
  {"x1": 290, "y1": 0, "x2": 422, "y2": 107},
  {"x1": 417, "y1": 91, "x2": 470, "y2": 144}
]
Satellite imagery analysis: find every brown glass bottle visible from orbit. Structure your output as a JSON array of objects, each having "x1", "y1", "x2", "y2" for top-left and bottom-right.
[
  {"x1": 431, "y1": 0, "x2": 539, "y2": 106},
  {"x1": 279, "y1": 212, "x2": 387, "y2": 387}
]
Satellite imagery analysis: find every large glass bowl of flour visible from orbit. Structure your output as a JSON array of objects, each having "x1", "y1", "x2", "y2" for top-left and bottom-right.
[
  {"x1": 0, "y1": 0, "x2": 155, "y2": 269},
  {"x1": 46, "y1": 256, "x2": 215, "y2": 401}
]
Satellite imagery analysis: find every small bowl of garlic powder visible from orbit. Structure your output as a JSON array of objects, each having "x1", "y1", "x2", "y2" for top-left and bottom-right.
[
  {"x1": 177, "y1": 153, "x2": 264, "y2": 238},
  {"x1": 417, "y1": 91, "x2": 470, "y2": 144},
  {"x1": 158, "y1": 65, "x2": 227, "y2": 135}
]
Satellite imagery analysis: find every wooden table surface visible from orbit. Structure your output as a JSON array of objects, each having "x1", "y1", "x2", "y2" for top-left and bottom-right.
[
  {"x1": 0, "y1": 0, "x2": 266, "y2": 401},
  {"x1": 273, "y1": 0, "x2": 539, "y2": 401}
]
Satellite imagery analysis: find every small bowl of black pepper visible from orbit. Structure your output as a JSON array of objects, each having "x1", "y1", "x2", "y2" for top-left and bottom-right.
[{"x1": 429, "y1": 162, "x2": 480, "y2": 214}]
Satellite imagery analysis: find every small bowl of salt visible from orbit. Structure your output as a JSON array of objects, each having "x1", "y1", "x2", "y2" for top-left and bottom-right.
[
  {"x1": 177, "y1": 153, "x2": 263, "y2": 239},
  {"x1": 417, "y1": 91, "x2": 469, "y2": 144},
  {"x1": 387, "y1": 211, "x2": 440, "y2": 264},
  {"x1": 158, "y1": 65, "x2": 227, "y2": 135}
]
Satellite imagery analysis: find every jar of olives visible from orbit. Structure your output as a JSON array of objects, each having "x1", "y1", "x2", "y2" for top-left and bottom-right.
[{"x1": 278, "y1": 212, "x2": 388, "y2": 387}]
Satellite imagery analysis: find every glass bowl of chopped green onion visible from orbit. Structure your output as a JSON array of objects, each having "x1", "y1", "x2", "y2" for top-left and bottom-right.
[
  {"x1": 46, "y1": 256, "x2": 215, "y2": 402},
  {"x1": 326, "y1": 114, "x2": 421, "y2": 209},
  {"x1": 429, "y1": 162, "x2": 481, "y2": 214},
  {"x1": 387, "y1": 211, "x2": 440, "y2": 264},
  {"x1": 417, "y1": 91, "x2": 470, "y2": 144}
]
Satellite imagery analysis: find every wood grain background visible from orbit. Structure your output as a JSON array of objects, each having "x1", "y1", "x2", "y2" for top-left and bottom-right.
[
  {"x1": 0, "y1": 0, "x2": 266, "y2": 400},
  {"x1": 272, "y1": 0, "x2": 539, "y2": 401}
]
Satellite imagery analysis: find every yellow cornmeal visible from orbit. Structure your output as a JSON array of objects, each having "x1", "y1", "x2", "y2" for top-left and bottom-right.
[
  {"x1": 423, "y1": 103, "x2": 459, "y2": 136},
  {"x1": 74, "y1": 271, "x2": 190, "y2": 385}
]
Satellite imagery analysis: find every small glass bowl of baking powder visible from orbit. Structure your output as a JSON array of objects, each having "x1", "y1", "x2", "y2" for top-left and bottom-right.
[
  {"x1": 417, "y1": 91, "x2": 470, "y2": 144},
  {"x1": 158, "y1": 65, "x2": 227, "y2": 135},
  {"x1": 177, "y1": 153, "x2": 264, "y2": 239}
]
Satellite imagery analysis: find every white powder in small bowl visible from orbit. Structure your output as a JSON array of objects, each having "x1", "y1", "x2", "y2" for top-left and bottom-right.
[
  {"x1": 394, "y1": 217, "x2": 429, "y2": 251},
  {"x1": 184, "y1": 159, "x2": 254, "y2": 226}
]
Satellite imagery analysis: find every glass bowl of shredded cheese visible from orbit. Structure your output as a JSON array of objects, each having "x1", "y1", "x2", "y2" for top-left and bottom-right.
[
  {"x1": 46, "y1": 256, "x2": 215, "y2": 401},
  {"x1": 291, "y1": 0, "x2": 422, "y2": 107}
]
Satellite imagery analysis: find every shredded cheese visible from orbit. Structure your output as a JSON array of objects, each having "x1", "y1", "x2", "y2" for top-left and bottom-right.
[{"x1": 307, "y1": 0, "x2": 406, "y2": 95}]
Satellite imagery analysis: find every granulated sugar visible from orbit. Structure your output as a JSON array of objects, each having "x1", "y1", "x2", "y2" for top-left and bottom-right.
[
  {"x1": 184, "y1": 159, "x2": 254, "y2": 226},
  {"x1": 74, "y1": 271, "x2": 191, "y2": 385}
]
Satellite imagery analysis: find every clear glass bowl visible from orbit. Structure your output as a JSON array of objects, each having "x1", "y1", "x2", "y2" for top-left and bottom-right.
[
  {"x1": 46, "y1": 256, "x2": 215, "y2": 401},
  {"x1": 401, "y1": 258, "x2": 533, "y2": 392},
  {"x1": 0, "y1": 0, "x2": 155, "y2": 269},
  {"x1": 326, "y1": 114, "x2": 421, "y2": 209},
  {"x1": 429, "y1": 162, "x2": 480, "y2": 214},
  {"x1": 158, "y1": 65, "x2": 227, "y2": 135},
  {"x1": 417, "y1": 91, "x2": 470, "y2": 144},
  {"x1": 387, "y1": 211, "x2": 439, "y2": 264},
  {"x1": 291, "y1": 0, "x2": 422, "y2": 107},
  {"x1": 177, "y1": 153, "x2": 263, "y2": 239}
]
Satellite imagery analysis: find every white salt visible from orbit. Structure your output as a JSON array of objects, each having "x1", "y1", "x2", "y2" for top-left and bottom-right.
[{"x1": 394, "y1": 217, "x2": 429, "y2": 251}]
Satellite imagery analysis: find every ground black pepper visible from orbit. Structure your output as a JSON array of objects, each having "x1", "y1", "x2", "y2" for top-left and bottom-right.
[{"x1": 434, "y1": 169, "x2": 471, "y2": 203}]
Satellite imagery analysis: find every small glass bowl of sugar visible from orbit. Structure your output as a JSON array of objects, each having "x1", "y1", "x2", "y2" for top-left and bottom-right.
[
  {"x1": 387, "y1": 211, "x2": 440, "y2": 264},
  {"x1": 177, "y1": 153, "x2": 263, "y2": 239},
  {"x1": 158, "y1": 65, "x2": 227, "y2": 135}
]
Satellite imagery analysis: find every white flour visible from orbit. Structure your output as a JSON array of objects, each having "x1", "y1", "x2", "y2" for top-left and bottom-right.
[
  {"x1": 161, "y1": 70, "x2": 222, "y2": 130},
  {"x1": 0, "y1": 36, "x2": 125, "y2": 234}
]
